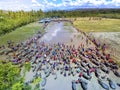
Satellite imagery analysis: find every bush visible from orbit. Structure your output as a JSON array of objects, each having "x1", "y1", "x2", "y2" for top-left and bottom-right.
[{"x1": 0, "y1": 61, "x2": 20, "y2": 90}]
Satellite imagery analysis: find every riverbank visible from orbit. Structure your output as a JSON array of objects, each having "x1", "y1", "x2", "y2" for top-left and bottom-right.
[
  {"x1": 89, "y1": 32, "x2": 120, "y2": 66},
  {"x1": 0, "y1": 22, "x2": 44, "y2": 46}
]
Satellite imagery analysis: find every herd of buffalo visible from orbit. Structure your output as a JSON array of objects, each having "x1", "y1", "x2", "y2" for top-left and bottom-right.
[{"x1": 0, "y1": 28, "x2": 120, "y2": 90}]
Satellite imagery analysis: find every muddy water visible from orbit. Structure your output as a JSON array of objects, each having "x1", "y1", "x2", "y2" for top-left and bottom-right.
[
  {"x1": 24, "y1": 22, "x2": 120, "y2": 90},
  {"x1": 40, "y1": 22, "x2": 72, "y2": 44},
  {"x1": 40, "y1": 22, "x2": 95, "y2": 49}
]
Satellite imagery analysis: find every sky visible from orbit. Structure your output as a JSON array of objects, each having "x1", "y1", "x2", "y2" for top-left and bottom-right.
[{"x1": 0, "y1": 0, "x2": 120, "y2": 11}]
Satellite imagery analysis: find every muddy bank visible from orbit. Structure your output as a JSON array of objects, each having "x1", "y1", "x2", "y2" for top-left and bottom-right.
[
  {"x1": 90, "y1": 32, "x2": 120, "y2": 47},
  {"x1": 89, "y1": 32, "x2": 120, "y2": 64}
]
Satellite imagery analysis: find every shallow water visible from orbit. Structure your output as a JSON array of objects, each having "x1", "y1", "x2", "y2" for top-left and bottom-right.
[{"x1": 40, "y1": 22, "x2": 72, "y2": 44}]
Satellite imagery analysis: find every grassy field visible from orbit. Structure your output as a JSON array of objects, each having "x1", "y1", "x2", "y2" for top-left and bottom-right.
[
  {"x1": 0, "y1": 22, "x2": 44, "y2": 45},
  {"x1": 73, "y1": 17, "x2": 120, "y2": 32}
]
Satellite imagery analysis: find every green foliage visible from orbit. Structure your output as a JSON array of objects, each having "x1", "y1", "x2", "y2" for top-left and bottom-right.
[
  {"x1": 25, "y1": 62, "x2": 31, "y2": 72},
  {"x1": 12, "y1": 81, "x2": 23, "y2": 90},
  {"x1": 34, "y1": 84, "x2": 40, "y2": 90},
  {"x1": 0, "y1": 22, "x2": 44, "y2": 46},
  {"x1": 32, "y1": 77, "x2": 42, "y2": 85},
  {"x1": 23, "y1": 84, "x2": 32, "y2": 90},
  {"x1": 0, "y1": 61, "x2": 20, "y2": 90},
  {"x1": 45, "y1": 9, "x2": 120, "y2": 19},
  {"x1": 12, "y1": 77, "x2": 32, "y2": 90},
  {"x1": 0, "y1": 9, "x2": 43, "y2": 36}
]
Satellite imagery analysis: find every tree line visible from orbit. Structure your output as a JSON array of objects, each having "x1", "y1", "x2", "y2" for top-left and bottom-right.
[
  {"x1": 0, "y1": 9, "x2": 44, "y2": 36},
  {"x1": 0, "y1": 9, "x2": 120, "y2": 36},
  {"x1": 45, "y1": 9, "x2": 120, "y2": 18}
]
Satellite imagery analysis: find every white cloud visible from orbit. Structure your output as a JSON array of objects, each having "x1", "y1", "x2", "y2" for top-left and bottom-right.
[
  {"x1": 41, "y1": 0, "x2": 120, "y2": 10},
  {"x1": 0, "y1": 0, "x2": 120, "y2": 11},
  {"x1": 32, "y1": 0, "x2": 40, "y2": 6}
]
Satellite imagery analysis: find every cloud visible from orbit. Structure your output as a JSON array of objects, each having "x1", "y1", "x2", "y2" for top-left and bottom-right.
[
  {"x1": 41, "y1": 0, "x2": 120, "y2": 10},
  {"x1": 32, "y1": 0, "x2": 40, "y2": 6},
  {"x1": 0, "y1": 0, "x2": 120, "y2": 11}
]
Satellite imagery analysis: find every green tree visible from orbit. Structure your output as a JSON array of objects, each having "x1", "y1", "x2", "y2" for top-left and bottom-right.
[
  {"x1": 12, "y1": 81, "x2": 23, "y2": 90},
  {"x1": 0, "y1": 9, "x2": 44, "y2": 36},
  {"x1": 25, "y1": 62, "x2": 31, "y2": 72},
  {"x1": 0, "y1": 61, "x2": 20, "y2": 90}
]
